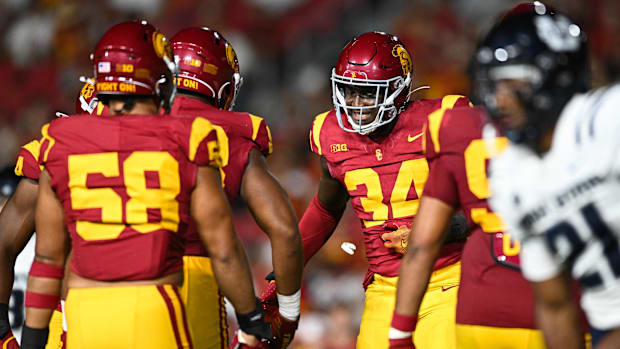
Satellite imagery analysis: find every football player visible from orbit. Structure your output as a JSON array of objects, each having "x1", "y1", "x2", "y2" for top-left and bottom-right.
[
  {"x1": 169, "y1": 27, "x2": 303, "y2": 348},
  {"x1": 20, "y1": 20, "x2": 270, "y2": 349},
  {"x1": 0, "y1": 78, "x2": 104, "y2": 349},
  {"x1": 265, "y1": 31, "x2": 471, "y2": 349},
  {"x1": 388, "y1": 8, "x2": 549, "y2": 349},
  {"x1": 471, "y1": 2, "x2": 620, "y2": 349}
]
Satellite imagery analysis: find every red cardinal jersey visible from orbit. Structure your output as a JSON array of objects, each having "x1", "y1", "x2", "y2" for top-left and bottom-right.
[
  {"x1": 38, "y1": 114, "x2": 221, "y2": 281},
  {"x1": 15, "y1": 139, "x2": 43, "y2": 180},
  {"x1": 422, "y1": 106, "x2": 535, "y2": 329},
  {"x1": 171, "y1": 95, "x2": 272, "y2": 256},
  {"x1": 309, "y1": 95, "x2": 470, "y2": 278}
]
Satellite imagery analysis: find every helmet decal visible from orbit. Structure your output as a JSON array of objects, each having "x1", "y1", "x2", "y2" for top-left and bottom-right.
[
  {"x1": 392, "y1": 44, "x2": 412, "y2": 75},
  {"x1": 80, "y1": 81, "x2": 95, "y2": 100},
  {"x1": 534, "y1": 15, "x2": 581, "y2": 52},
  {"x1": 225, "y1": 43, "x2": 239, "y2": 73},
  {"x1": 152, "y1": 31, "x2": 172, "y2": 60}
]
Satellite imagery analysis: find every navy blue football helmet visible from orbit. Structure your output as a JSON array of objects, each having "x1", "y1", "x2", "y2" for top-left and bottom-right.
[{"x1": 470, "y1": 2, "x2": 589, "y2": 147}]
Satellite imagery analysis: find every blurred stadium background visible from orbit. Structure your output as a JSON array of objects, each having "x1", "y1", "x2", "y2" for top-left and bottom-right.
[{"x1": 0, "y1": 0, "x2": 618, "y2": 347}]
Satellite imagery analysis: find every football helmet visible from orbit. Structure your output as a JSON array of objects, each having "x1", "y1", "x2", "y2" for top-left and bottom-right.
[
  {"x1": 331, "y1": 31, "x2": 413, "y2": 135},
  {"x1": 470, "y1": 1, "x2": 588, "y2": 147},
  {"x1": 92, "y1": 20, "x2": 177, "y2": 113},
  {"x1": 171, "y1": 27, "x2": 242, "y2": 111}
]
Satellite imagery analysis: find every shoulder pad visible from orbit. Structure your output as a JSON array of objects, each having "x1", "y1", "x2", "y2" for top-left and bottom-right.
[{"x1": 309, "y1": 111, "x2": 331, "y2": 156}]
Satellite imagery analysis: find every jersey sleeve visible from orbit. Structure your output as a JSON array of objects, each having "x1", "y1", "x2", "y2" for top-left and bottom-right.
[
  {"x1": 14, "y1": 139, "x2": 43, "y2": 180},
  {"x1": 247, "y1": 114, "x2": 273, "y2": 157},
  {"x1": 309, "y1": 111, "x2": 330, "y2": 156},
  {"x1": 186, "y1": 116, "x2": 222, "y2": 167},
  {"x1": 422, "y1": 154, "x2": 460, "y2": 208}
]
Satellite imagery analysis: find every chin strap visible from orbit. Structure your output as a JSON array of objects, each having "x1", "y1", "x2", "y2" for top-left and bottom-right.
[{"x1": 407, "y1": 85, "x2": 430, "y2": 99}]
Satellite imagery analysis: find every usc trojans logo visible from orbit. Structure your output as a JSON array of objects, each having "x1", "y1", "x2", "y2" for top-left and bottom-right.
[
  {"x1": 80, "y1": 81, "x2": 95, "y2": 100},
  {"x1": 225, "y1": 43, "x2": 239, "y2": 73},
  {"x1": 152, "y1": 31, "x2": 173, "y2": 60},
  {"x1": 392, "y1": 44, "x2": 412, "y2": 75}
]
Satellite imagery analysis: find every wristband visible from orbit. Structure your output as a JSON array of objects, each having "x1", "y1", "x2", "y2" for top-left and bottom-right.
[
  {"x1": 276, "y1": 289, "x2": 301, "y2": 321},
  {"x1": 391, "y1": 312, "x2": 418, "y2": 332},
  {"x1": 0, "y1": 303, "x2": 9, "y2": 338},
  {"x1": 21, "y1": 325, "x2": 49, "y2": 349},
  {"x1": 29, "y1": 261, "x2": 64, "y2": 279},
  {"x1": 235, "y1": 299, "x2": 272, "y2": 340},
  {"x1": 25, "y1": 291, "x2": 60, "y2": 309}
]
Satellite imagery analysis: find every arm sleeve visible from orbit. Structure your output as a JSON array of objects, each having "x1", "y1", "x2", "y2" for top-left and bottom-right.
[{"x1": 298, "y1": 195, "x2": 344, "y2": 264}]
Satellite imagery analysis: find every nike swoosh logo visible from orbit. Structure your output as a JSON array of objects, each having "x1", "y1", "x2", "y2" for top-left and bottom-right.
[
  {"x1": 441, "y1": 285, "x2": 458, "y2": 292},
  {"x1": 408, "y1": 132, "x2": 423, "y2": 142}
]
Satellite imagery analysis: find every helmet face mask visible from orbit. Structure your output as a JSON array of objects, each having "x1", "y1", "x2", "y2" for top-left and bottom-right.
[
  {"x1": 331, "y1": 32, "x2": 413, "y2": 135},
  {"x1": 332, "y1": 71, "x2": 409, "y2": 135}
]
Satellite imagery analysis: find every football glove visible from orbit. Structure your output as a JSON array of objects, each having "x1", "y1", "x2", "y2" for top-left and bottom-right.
[
  {"x1": 229, "y1": 330, "x2": 270, "y2": 349},
  {"x1": 0, "y1": 330, "x2": 19, "y2": 349},
  {"x1": 259, "y1": 276, "x2": 299, "y2": 349},
  {"x1": 382, "y1": 223, "x2": 410, "y2": 254}
]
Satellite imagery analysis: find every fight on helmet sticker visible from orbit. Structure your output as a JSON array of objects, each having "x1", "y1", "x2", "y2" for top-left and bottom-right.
[
  {"x1": 225, "y1": 43, "x2": 239, "y2": 73},
  {"x1": 392, "y1": 44, "x2": 412, "y2": 75},
  {"x1": 152, "y1": 31, "x2": 173, "y2": 60}
]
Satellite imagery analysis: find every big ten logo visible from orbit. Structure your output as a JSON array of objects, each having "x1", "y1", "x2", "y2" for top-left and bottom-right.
[
  {"x1": 115, "y1": 64, "x2": 134, "y2": 73},
  {"x1": 330, "y1": 143, "x2": 348, "y2": 153},
  {"x1": 183, "y1": 57, "x2": 202, "y2": 68},
  {"x1": 391, "y1": 44, "x2": 412, "y2": 75},
  {"x1": 175, "y1": 77, "x2": 199, "y2": 90}
]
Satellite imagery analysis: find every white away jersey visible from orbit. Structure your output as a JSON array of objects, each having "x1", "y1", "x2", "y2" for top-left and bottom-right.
[{"x1": 489, "y1": 84, "x2": 620, "y2": 330}]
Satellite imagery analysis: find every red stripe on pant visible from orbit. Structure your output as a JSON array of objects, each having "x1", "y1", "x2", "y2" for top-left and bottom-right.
[
  {"x1": 157, "y1": 285, "x2": 185, "y2": 349},
  {"x1": 171, "y1": 286, "x2": 194, "y2": 349}
]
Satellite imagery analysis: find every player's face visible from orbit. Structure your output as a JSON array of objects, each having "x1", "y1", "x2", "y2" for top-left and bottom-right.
[
  {"x1": 344, "y1": 85, "x2": 380, "y2": 125},
  {"x1": 493, "y1": 80, "x2": 529, "y2": 132}
]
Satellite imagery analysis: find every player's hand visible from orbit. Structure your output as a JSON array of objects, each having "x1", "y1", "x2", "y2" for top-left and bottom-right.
[
  {"x1": 0, "y1": 330, "x2": 19, "y2": 349},
  {"x1": 382, "y1": 223, "x2": 410, "y2": 254},
  {"x1": 259, "y1": 276, "x2": 299, "y2": 348},
  {"x1": 389, "y1": 337, "x2": 415, "y2": 349},
  {"x1": 267, "y1": 312, "x2": 298, "y2": 349},
  {"x1": 229, "y1": 330, "x2": 270, "y2": 349}
]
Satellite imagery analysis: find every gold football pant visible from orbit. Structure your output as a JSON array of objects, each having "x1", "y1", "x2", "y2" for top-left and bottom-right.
[
  {"x1": 65, "y1": 284, "x2": 192, "y2": 348},
  {"x1": 45, "y1": 306, "x2": 65, "y2": 349},
  {"x1": 179, "y1": 256, "x2": 228, "y2": 349},
  {"x1": 357, "y1": 261, "x2": 460, "y2": 349}
]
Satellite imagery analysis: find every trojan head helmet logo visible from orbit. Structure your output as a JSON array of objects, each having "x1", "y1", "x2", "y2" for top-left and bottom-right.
[
  {"x1": 392, "y1": 44, "x2": 412, "y2": 75},
  {"x1": 152, "y1": 31, "x2": 173, "y2": 60},
  {"x1": 80, "y1": 80, "x2": 95, "y2": 100},
  {"x1": 225, "y1": 42, "x2": 239, "y2": 73}
]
